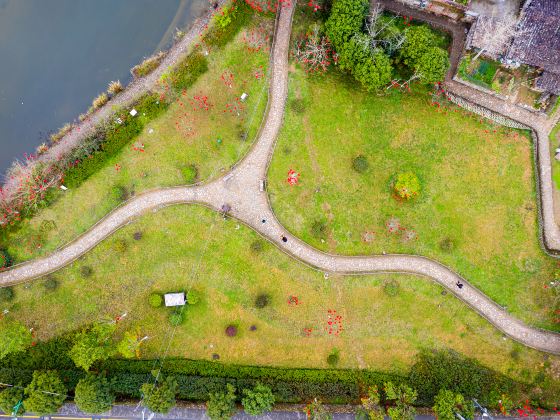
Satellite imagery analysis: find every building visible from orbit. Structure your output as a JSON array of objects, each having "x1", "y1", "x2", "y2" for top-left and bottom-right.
[{"x1": 164, "y1": 292, "x2": 186, "y2": 307}]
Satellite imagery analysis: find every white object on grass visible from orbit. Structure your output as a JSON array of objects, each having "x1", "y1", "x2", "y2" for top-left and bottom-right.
[
  {"x1": 130, "y1": 108, "x2": 138, "y2": 116},
  {"x1": 164, "y1": 292, "x2": 186, "y2": 307},
  {"x1": 60, "y1": 185, "x2": 68, "y2": 191},
  {"x1": 240, "y1": 93, "x2": 248, "y2": 101}
]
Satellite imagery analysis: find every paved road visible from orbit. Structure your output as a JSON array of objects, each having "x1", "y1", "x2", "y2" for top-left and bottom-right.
[{"x1": 0, "y1": 1, "x2": 559, "y2": 355}]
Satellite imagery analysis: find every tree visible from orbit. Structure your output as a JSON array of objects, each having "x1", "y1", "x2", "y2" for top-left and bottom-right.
[
  {"x1": 68, "y1": 322, "x2": 116, "y2": 370},
  {"x1": 305, "y1": 398, "x2": 332, "y2": 420},
  {"x1": 433, "y1": 389, "x2": 474, "y2": 420},
  {"x1": 384, "y1": 382, "x2": 417, "y2": 420},
  {"x1": 366, "y1": 6, "x2": 406, "y2": 55},
  {"x1": 415, "y1": 47, "x2": 450, "y2": 84},
  {"x1": 241, "y1": 383, "x2": 275, "y2": 416},
  {"x1": 140, "y1": 376, "x2": 178, "y2": 414},
  {"x1": 0, "y1": 320, "x2": 32, "y2": 360},
  {"x1": 471, "y1": 14, "x2": 525, "y2": 61},
  {"x1": 338, "y1": 34, "x2": 393, "y2": 91},
  {"x1": 0, "y1": 386, "x2": 24, "y2": 415},
  {"x1": 207, "y1": 383, "x2": 237, "y2": 420},
  {"x1": 325, "y1": 0, "x2": 368, "y2": 50},
  {"x1": 294, "y1": 24, "x2": 335, "y2": 73},
  {"x1": 357, "y1": 386, "x2": 385, "y2": 420},
  {"x1": 393, "y1": 172, "x2": 421, "y2": 200},
  {"x1": 117, "y1": 331, "x2": 143, "y2": 358},
  {"x1": 400, "y1": 25, "x2": 438, "y2": 67},
  {"x1": 74, "y1": 373, "x2": 115, "y2": 414},
  {"x1": 24, "y1": 370, "x2": 67, "y2": 416}
]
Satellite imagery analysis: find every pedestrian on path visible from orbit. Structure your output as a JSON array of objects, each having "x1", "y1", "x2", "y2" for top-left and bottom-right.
[{"x1": 456, "y1": 281, "x2": 463, "y2": 289}]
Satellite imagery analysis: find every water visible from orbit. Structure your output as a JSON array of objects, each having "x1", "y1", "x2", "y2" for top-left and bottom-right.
[{"x1": 0, "y1": 0, "x2": 207, "y2": 177}]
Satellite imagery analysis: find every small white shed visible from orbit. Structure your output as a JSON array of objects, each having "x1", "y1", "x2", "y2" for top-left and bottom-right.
[{"x1": 164, "y1": 292, "x2": 186, "y2": 307}]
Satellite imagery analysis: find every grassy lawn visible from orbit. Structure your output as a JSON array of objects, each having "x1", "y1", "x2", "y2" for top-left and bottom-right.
[
  {"x1": 1, "y1": 17, "x2": 272, "y2": 262},
  {"x1": 4, "y1": 205, "x2": 557, "y2": 387},
  {"x1": 267, "y1": 67, "x2": 558, "y2": 331}
]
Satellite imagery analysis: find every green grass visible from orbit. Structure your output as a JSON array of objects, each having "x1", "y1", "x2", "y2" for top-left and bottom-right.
[
  {"x1": 1, "y1": 18, "x2": 272, "y2": 263},
  {"x1": 551, "y1": 123, "x2": 560, "y2": 189},
  {"x1": 4, "y1": 205, "x2": 557, "y2": 388},
  {"x1": 268, "y1": 67, "x2": 558, "y2": 331}
]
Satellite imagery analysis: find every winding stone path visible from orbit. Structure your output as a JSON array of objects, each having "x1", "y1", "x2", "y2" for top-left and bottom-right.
[{"x1": 1, "y1": 1, "x2": 559, "y2": 355}]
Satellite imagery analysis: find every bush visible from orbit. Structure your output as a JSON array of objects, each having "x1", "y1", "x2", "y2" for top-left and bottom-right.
[
  {"x1": 250, "y1": 239, "x2": 264, "y2": 253},
  {"x1": 0, "y1": 320, "x2": 33, "y2": 360},
  {"x1": 50, "y1": 123, "x2": 74, "y2": 143},
  {"x1": 140, "y1": 376, "x2": 178, "y2": 414},
  {"x1": 112, "y1": 239, "x2": 127, "y2": 253},
  {"x1": 433, "y1": 389, "x2": 474, "y2": 420},
  {"x1": 393, "y1": 172, "x2": 420, "y2": 200},
  {"x1": 69, "y1": 323, "x2": 116, "y2": 371},
  {"x1": 170, "y1": 52, "x2": 209, "y2": 92},
  {"x1": 169, "y1": 311, "x2": 184, "y2": 326},
  {"x1": 255, "y1": 294, "x2": 270, "y2": 309},
  {"x1": 311, "y1": 220, "x2": 328, "y2": 240},
  {"x1": 207, "y1": 383, "x2": 237, "y2": 420},
  {"x1": 149, "y1": 293, "x2": 163, "y2": 308},
  {"x1": 92, "y1": 93, "x2": 109, "y2": 109},
  {"x1": 326, "y1": 349, "x2": 339, "y2": 366},
  {"x1": 181, "y1": 164, "x2": 199, "y2": 184},
  {"x1": 439, "y1": 238, "x2": 455, "y2": 252},
  {"x1": 43, "y1": 276, "x2": 59, "y2": 292},
  {"x1": 80, "y1": 266, "x2": 93, "y2": 278},
  {"x1": 107, "y1": 80, "x2": 124, "y2": 95},
  {"x1": 225, "y1": 325, "x2": 237, "y2": 337},
  {"x1": 187, "y1": 290, "x2": 200, "y2": 305},
  {"x1": 241, "y1": 383, "x2": 275, "y2": 416},
  {"x1": 75, "y1": 373, "x2": 115, "y2": 414},
  {"x1": 0, "y1": 249, "x2": 12, "y2": 269},
  {"x1": 384, "y1": 280, "x2": 399, "y2": 297},
  {"x1": 205, "y1": 2, "x2": 253, "y2": 48},
  {"x1": 352, "y1": 155, "x2": 369, "y2": 173},
  {"x1": 24, "y1": 370, "x2": 67, "y2": 416},
  {"x1": 0, "y1": 287, "x2": 14, "y2": 303},
  {"x1": 131, "y1": 51, "x2": 166, "y2": 78},
  {"x1": 133, "y1": 231, "x2": 143, "y2": 241},
  {"x1": 111, "y1": 185, "x2": 131, "y2": 202},
  {"x1": 0, "y1": 384, "x2": 24, "y2": 415}
]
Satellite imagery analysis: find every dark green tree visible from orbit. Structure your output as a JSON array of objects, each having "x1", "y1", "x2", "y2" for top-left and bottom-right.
[
  {"x1": 74, "y1": 373, "x2": 115, "y2": 414},
  {"x1": 24, "y1": 370, "x2": 67, "y2": 416},
  {"x1": 325, "y1": 0, "x2": 368, "y2": 50},
  {"x1": 241, "y1": 383, "x2": 275, "y2": 416},
  {"x1": 207, "y1": 383, "x2": 237, "y2": 420},
  {"x1": 68, "y1": 322, "x2": 116, "y2": 370},
  {"x1": 0, "y1": 320, "x2": 32, "y2": 360},
  {"x1": 433, "y1": 389, "x2": 474, "y2": 420},
  {"x1": 384, "y1": 382, "x2": 417, "y2": 420},
  {"x1": 0, "y1": 386, "x2": 24, "y2": 415},
  {"x1": 415, "y1": 47, "x2": 450, "y2": 84},
  {"x1": 140, "y1": 376, "x2": 178, "y2": 414},
  {"x1": 400, "y1": 25, "x2": 438, "y2": 67}
]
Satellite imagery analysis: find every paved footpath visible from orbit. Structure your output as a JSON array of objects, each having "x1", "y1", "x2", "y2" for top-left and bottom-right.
[{"x1": 1, "y1": 1, "x2": 559, "y2": 355}]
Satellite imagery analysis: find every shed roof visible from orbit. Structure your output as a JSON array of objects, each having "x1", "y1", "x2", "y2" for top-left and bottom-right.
[{"x1": 164, "y1": 292, "x2": 186, "y2": 307}]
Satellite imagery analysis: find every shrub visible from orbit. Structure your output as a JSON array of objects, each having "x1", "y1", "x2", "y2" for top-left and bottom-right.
[
  {"x1": 131, "y1": 51, "x2": 166, "y2": 78},
  {"x1": 225, "y1": 325, "x2": 237, "y2": 337},
  {"x1": 254, "y1": 293, "x2": 270, "y2": 309},
  {"x1": 0, "y1": 384, "x2": 24, "y2": 415},
  {"x1": 207, "y1": 383, "x2": 237, "y2": 420},
  {"x1": 80, "y1": 266, "x2": 93, "y2": 278},
  {"x1": 36, "y1": 143, "x2": 48, "y2": 155},
  {"x1": 107, "y1": 80, "x2": 123, "y2": 95},
  {"x1": 327, "y1": 349, "x2": 339, "y2": 366},
  {"x1": 384, "y1": 382, "x2": 417, "y2": 420},
  {"x1": 439, "y1": 238, "x2": 455, "y2": 252},
  {"x1": 205, "y1": 2, "x2": 253, "y2": 48},
  {"x1": 92, "y1": 93, "x2": 109, "y2": 109},
  {"x1": 0, "y1": 287, "x2": 14, "y2": 303},
  {"x1": 393, "y1": 172, "x2": 420, "y2": 200},
  {"x1": 39, "y1": 219, "x2": 56, "y2": 233},
  {"x1": 383, "y1": 280, "x2": 399, "y2": 297},
  {"x1": 0, "y1": 320, "x2": 33, "y2": 360},
  {"x1": 181, "y1": 164, "x2": 199, "y2": 184},
  {"x1": 117, "y1": 331, "x2": 141, "y2": 359},
  {"x1": 187, "y1": 290, "x2": 200, "y2": 305},
  {"x1": 111, "y1": 185, "x2": 131, "y2": 202},
  {"x1": 112, "y1": 239, "x2": 128, "y2": 253},
  {"x1": 352, "y1": 155, "x2": 369, "y2": 173},
  {"x1": 170, "y1": 52, "x2": 209, "y2": 92},
  {"x1": 357, "y1": 386, "x2": 384, "y2": 420},
  {"x1": 0, "y1": 249, "x2": 12, "y2": 269},
  {"x1": 169, "y1": 311, "x2": 184, "y2": 326},
  {"x1": 214, "y1": 4, "x2": 237, "y2": 28},
  {"x1": 68, "y1": 322, "x2": 116, "y2": 370},
  {"x1": 50, "y1": 123, "x2": 74, "y2": 143},
  {"x1": 250, "y1": 239, "x2": 264, "y2": 253},
  {"x1": 305, "y1": 398, "x2": 332, "y2": 420},
  {"x1": 433, "y1": 389, "x2": 474, "y2": 420},
  {"x1": 43, "y1": 276, "x2": 59, "y2": 292},
  {"x1": 241, "y1": 383, "x2": 275, "y2": 416},
  {"x1": 140, "y1": 376, "x2": 178, "y2": 414},
  {"x1": 290, "y1": 98, "x2": 306, "y2": 114},
  {"x1": 324, "y1": 0, "x2": 368, "y2": 50},
  {"x1": 415, "y1": 46, "x2": 450, "y2": 84},
  {"x1": 311, "y1": 220, "x2": 328, "y2": 240},
  {"x1": 149, "y1": 293, "x2": 163, "y2": 308},
  {"x1": 24, "y1": 370, "x2": 67, "y2": 416},
  {"x1": 75, "y1": 373, "x2": 115, "y2": 414},
  {"x1": 133, "y1": 231, "x2": 143, "y2": 241}
]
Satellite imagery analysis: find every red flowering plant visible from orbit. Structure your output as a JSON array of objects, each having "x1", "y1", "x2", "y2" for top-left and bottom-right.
[
  {"x1": 243, "y1": 0, "x2": 292, "y2": 14},
  {"x1": 293, "y1": 24, "x2": 336, "y2": 73}
]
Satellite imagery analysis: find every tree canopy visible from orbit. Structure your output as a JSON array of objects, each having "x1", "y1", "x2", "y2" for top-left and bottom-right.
[
  {"x1": 241, "y1": 383, "x2": 275, "y2": 416},
  {"x1": 0, "y1": 320, "x2": 32, "y2": 360},
  {"x1": 325, "y1": 0, "x2": 368, "y2": 50},
  {"x1": 68, "y1": 322, "x2": 116, "y2": 370},
  {"x1": 24, "y1": 370, "x2": 67, "y2": 416},
  {"x1": 74, "y1": 374, "x2": 115, "y2": 414},
  {"x1": 140, "y1": 376, "x2": 178, "y2": 414},
  {"x1": 400, "y1": 25, "x2": 439, "y2": 67},
  {"x1": 0, "y1": 386, "x2": 24, "y2": 415},
  {"x1": 415, "y1": 46, "x2": 450, "y2": 84},
  {"x1": 207, "y1": 383, "x2": 237, "y2": 420},
  {"x1": 433, "y1": 389, "x2": 474, "y2": 420}
]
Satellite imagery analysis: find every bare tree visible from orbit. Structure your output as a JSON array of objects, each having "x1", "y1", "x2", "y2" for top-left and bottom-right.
[
  {"x1": 365, "y1": 5, "x2": 406, "y2": 56},
  {"x1": 293, "y1": 24, "x2": 334, "y2": 73},
  {"x1": 472, "y1": 14, "x2": 526, "y2": 61}
]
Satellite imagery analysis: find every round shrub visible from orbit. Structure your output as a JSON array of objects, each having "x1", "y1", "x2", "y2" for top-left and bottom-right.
[
  {"x1": 384, "y1": 279, "x2": 399, "y2": 297},
  {"x1": 43, "y1": 276, "x2": 59, "y2": 292},
  {"x1": 111, "y1": 185, "x2": 130, "y2": 202},
  {"x1": 225, "y1": 325, "x2": 238, "y2": 337},
  {"x1": 250, "y1": 239, "x2": 264, "y2": 253},
  {"x1": 149, "y1": 293, "x2": 163, "y2": 308},
  {"x1": 112, "y1": 239, "x2": 127, "y2": 253},
  {"x1": 311, "y1": 221, "x2": 328, "y2": 240},
  {"x1": 133, "y1": 231, "x2": 143, "y2": 241},
  {"x1": 0, "y1": 287, "x2": 14, "y2": 303},
  {"x1": 352, "y1": 155, "x2": 369, "y2": 173},
  {"x1": 169, "y1": 311, "x2": 184, "y2": 326},
  {"x1": 255, "y1": 293, "x2": 270, "y2": 309},
  {"x1": 80, "y1": 266, "x2": 93, "y2": 278},
  {"x1": 181, "y1": 164, "x2": 199, "y2": 184},
  {"x1": 0, "y1": 249, "x2": 12, "y2": 269},
  {"x1": 327, "y1": 349, "x2": 339, "y2": 366},
  {"x1": 187, "y1": 290, "x2": 200, "y2": 305},
  {"x1": 393, "y1": 172, "x2": 421, "y2": 200},
  {"x1": 439, "y1": 238, "x2": 455, "y2": 252}
]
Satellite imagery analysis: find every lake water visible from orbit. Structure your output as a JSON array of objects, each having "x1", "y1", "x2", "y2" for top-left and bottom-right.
[{"x1": 0, "y1": 0, "x2": 207, "y2": 177}]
